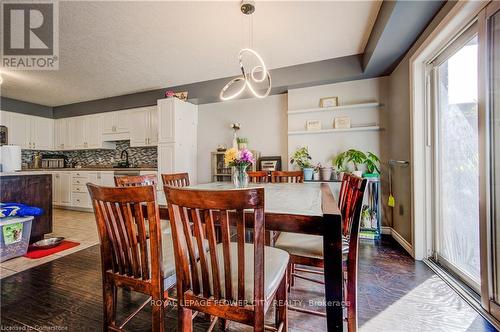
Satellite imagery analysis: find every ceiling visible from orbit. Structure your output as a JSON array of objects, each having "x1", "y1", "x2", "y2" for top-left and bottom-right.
[{"x1": 0, "y1": 1, "x2": 381, "y2": 107}]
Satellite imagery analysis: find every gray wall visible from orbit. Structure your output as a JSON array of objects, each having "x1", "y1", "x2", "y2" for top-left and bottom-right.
[{"x1": 387, "y1": 1, "x2": 458, "y2": 244}]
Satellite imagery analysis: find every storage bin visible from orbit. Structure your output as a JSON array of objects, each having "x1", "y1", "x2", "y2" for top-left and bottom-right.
[{"x1": 0, "y1": 216, "x2": 33, "y2": 262}]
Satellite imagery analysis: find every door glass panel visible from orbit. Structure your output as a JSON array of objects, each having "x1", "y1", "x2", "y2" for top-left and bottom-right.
[
  {"x1": 436, "y1": 35, "x2": 480, "y2": 285},
  {"x1": 490, "y1": 9, "x2": 500, "y2": 302}
]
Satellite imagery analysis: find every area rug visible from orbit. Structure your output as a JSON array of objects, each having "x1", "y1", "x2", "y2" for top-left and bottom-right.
[{"x1": 24, "y1": 241, "x2": 80, "y2": 259}]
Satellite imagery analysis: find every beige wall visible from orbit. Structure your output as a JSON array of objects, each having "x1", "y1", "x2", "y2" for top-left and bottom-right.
[
  {"x1": 197, "y1": 94, "x2": 288, "y2": 183},
  {"x1": 387, "y1": 1, "x2": 458, "y2": 244}
]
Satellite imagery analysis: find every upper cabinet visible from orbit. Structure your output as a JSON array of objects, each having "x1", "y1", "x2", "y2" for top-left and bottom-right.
[
  {"x1": 102, "y1": 110, "x2": 130, "y2": 141},
  {"x1": 129, "y1": 106, "x2": 158, "y2": 147},
  {"x1": 157, "y1": 98, "x2": 198, "y2": 185},
  {"x1": 158, "y1": 98, "x2": 197, "y2": 143},
  {"x1": 54, "y1": 115, "x2": 114, "y2": 151},
  {"x1": 2, "y1": 111, "x2": 53, "y2": 150}
]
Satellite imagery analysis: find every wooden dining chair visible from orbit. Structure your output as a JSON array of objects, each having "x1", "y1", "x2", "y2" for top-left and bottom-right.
[
  {"x1": 274, "y1": 175, "x2": 366, "y2": 331},
  {"x1": 271, "y1": 171, "x2": 304, "y2": 183},
  {"x1": 114, "y1": 174, "x2": 158, "y2": 187},
  {"x1": 247, "y1": 170, "x2": 269, "y2": 183},
  {"x1": 87, "y1": 183, "x2": 174, "y2": 332},
  {"x1": 161, "y1": 172, "x2": 190, "y2": 187},
  {"x1": 164, "y1": 186, "x2": 289, "y2": 332}
]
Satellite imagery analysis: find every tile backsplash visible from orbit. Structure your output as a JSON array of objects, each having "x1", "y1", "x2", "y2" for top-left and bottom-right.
[{"x1": 22, "y1": 141, "x2": 157, "y2": 168}]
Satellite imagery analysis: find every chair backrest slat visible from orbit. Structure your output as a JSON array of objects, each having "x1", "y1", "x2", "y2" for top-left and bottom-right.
[
  {"x1": 162, "y1": 173, "x2": 190, "y2": 187},
  {"x1": 247, "y1": 171, "x2": 269, "y2": 183},
  {"x1": 219, "y1": 210, "x2": 233, "y2": 301},
  {"x1": 114, "y1": 174, "x2": 158, "y2": 187},
  {"x1": 271, "y1": 171, "x2": 303, "y2": 183},
  {"x1": 236, "y1": 209, "x2": 245, "y2": 302},
  {"x1": 87, "y1": 184, "x2": 162, "y2": 281},
  {"x1": 164, "y1": 186, "x2": 265, "y2": 307}
]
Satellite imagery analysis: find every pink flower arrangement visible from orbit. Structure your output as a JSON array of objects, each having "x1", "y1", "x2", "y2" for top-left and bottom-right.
[{"x1": 224, "y1": 148, "x2": 255, "y2": 167}]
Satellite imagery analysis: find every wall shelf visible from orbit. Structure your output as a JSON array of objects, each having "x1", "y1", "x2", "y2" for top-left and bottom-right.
[
  {"x1": 288, "y1": 125, "x2": 380, "y2": 136},
  {"x1": 287, "y1": 102, "x2": 380, "y2": 115}
]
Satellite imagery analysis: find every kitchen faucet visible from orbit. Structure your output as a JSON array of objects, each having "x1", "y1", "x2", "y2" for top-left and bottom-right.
[{"x1": 120, "y1": 150, "x2": 129, "y2": 167}]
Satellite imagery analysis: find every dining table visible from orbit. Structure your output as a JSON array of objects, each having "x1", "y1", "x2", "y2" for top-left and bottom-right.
[{"x1": 157, "y1": 181, "x2": 343, "y2": 331}]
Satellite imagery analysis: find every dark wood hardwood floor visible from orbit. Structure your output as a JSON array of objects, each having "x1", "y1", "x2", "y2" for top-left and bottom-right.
[{"x1": 1, "y1": 236, "x2": 496, "y2": 331}]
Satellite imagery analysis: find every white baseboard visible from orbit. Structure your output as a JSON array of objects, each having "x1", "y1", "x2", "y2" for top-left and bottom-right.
[
  {"x1": 380, "y1": 226, "x2": 391, "y2": 235},
  {"x1": 380, "y1": 226, "x2": 414, "y2": 257}
]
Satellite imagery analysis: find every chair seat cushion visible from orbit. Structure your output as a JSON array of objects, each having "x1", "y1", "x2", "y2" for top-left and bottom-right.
[
  {"x1": 275, "y1": 232, "x2": 349, "y2": 260},
  {"x1": 201, "y1": 243, "x2": 289, "y2": 304},
  {"x1": 148, "y1": 230, "x2": 208, "y2": 281}
]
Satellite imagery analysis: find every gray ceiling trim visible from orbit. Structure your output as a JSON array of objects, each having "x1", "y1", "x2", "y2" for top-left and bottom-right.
[
  {"x1": 0, "y1": 97, "x2": 53, "y2": 118},
  {"x1": 53, "y1": 54, "x2": 366, "y2": 118},
  {"x1": 362, "y1": 0, "x2": 445, "y2": 77}
]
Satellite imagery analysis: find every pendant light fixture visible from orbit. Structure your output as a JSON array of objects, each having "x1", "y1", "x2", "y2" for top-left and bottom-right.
[{"x1": 220, "y1": 1, "x2": 272, "y2": 101}]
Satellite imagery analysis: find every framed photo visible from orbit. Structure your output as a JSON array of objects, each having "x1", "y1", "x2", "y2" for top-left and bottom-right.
[
  {"x1": 319, "y1": 96, "x2": 338, "y2": 108},
  {"x1": 174, "y1": 91, "x2": 188, "y2": 101},
  {"x1": 306, "y1": 120, "x2": 322, "y2": 131},
  {"x1": 334, "y1": 116, "x2": 351, "y2": 129}
]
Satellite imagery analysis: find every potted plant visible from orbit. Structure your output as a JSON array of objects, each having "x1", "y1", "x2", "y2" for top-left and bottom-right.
[
  {"x1": 363, "y1": 152, "x2": 380, "y2": 178},
  {"x1": 313, "y1": 163, "x2": 321, "y2": 181},
  {"x1": 290, "y1": 147, "x2": 314, "y2": 181},
  {"x1": 334, "y1": 150, "x2": 363, "y2": 177},
  {"x1": 320, "y1": 164, "x2": 333, "y2": 181},
  {"x1": 237, "y1": 137, "x2": 248, "y2": 150}
]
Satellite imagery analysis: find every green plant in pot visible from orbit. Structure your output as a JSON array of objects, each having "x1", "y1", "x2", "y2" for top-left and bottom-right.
[
  {"x1": 334, "y1": 149, "x2": 380, "y2": 178},
  {"x1": 363, "y1": 152, "x2": 380, "y2": 178},
  {"x1": 290, "y1": 147, "x2": 314, "y2": 180},
  {"x1": 236, "y1": 137, "x2": 248, "y2": 150},
  {"x1": 334, "y1": 149, "x2": 365, "y2": 177}
]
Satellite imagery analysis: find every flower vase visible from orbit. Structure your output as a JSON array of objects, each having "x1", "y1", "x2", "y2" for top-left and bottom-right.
[{"x1": 233, "y1": 165, "x2": 249, "y2": 188}]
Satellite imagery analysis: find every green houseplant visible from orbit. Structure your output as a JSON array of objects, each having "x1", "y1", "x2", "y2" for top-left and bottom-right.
[
  {"x1": 363, "y1": 152, "x2": 380, "y2": 177},
  {"x1": 333, "y1": 149, "x2": 380, "y2": 177},
  {"x1": 236, "y1": 137, "x2": 248, "y2": 150},
  {"x1": 290, "y1": 147, "x2": 314, "y2": 180}
]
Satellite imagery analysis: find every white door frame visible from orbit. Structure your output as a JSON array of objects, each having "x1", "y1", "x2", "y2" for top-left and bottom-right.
[{"x1": 409, "y1": 1, "x2": 488, "y2": 260}]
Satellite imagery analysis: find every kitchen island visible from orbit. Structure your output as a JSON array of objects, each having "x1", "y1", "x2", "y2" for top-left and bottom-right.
[{"x1": 0, "y1": 173, "x2": 52, "y2": 243}]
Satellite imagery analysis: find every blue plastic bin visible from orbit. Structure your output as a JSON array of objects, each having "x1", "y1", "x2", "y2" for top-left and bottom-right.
[{"x1": 0, "y1": 216, "x2": 33, "y2": 262}]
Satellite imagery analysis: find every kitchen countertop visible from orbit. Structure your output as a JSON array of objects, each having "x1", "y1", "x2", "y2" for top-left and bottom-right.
[
  {"x1": 18, "y1": 167, "x2": 157, "y2": 172},
  {"x1": 0, "y1": 171, "x2": 53, "y2": 176}
]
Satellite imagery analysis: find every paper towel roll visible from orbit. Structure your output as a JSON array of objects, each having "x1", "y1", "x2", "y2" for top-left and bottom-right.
[{"x1": 1, "y1": 145, "x2": 22, "y2": 172}]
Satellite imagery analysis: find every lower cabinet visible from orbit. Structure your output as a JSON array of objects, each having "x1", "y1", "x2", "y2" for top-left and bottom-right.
[{"x1": 52, "y1": 171, "x2": 115, "y2": 209}]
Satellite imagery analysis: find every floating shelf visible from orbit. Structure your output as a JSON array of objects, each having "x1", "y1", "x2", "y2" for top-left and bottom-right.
[
  {"x1": 287, "y1": 102, "x2": 381, "y2": 115},
  {"x1": 288, "y1": 125, "x2": 380, "y2": 136}
]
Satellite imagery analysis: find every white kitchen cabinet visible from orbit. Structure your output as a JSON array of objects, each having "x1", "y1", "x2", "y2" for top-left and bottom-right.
[
  {"x1": 102, "y1": 110, "x2": 130, "y2": 141},
  {"x1": 54, "y1": 118, "x2": 72, "y2": 150},
  {"x1": 66, "y1": 115, "x2": 114, "y2": 150},
  {"x1": 129, "y1": 107, "x2": 158, "y2": 147},
  {"x1": 59, "y1": 172, "x2": 72, "y2": 206},
  {"x1": 100, "y1": 172, "x2": 115, "y2": 187},
  {"x1": 70, "y1": 117, "x2": 86, "y2": 149},
  {"x1": 157, "y1": 98, "x2": 198, "y2": 184},
  {"x1": 7, "y1": 112, "x2": 30, "y2": 148},
  {"x1": 52, "y1": 172, "x2": 60, "y2": 204},
  {"x1": 5, "y1": 112, "x2": 53, "y2": 150}
]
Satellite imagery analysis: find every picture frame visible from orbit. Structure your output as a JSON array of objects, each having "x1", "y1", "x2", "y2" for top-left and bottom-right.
[
  {"x1": 306, "y1": 120, "x2": 322, "y2": 131},
  {"x1": 334, "y1": 116, "x2": 351, "y2": 129},
  {"x1": 319, "y1": 96, "x2": 338, "y2": 108}
]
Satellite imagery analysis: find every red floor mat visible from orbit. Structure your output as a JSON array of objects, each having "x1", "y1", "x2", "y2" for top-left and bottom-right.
[{"x1": 24, "y1": 241, "x2": 80, "y2": 259}]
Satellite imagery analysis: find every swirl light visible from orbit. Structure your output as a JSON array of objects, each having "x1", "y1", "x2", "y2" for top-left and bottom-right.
[{"x1": 220, "y1": 48, "x2": 272, "y2": 101}]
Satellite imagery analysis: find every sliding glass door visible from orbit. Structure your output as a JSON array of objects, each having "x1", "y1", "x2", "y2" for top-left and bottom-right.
[
  {"x1": 430, "y1": 24, "x2": 481, "y2": 291},
  {"x1": 484, "y1": 2, "x2": 500, "y2": 319}
]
